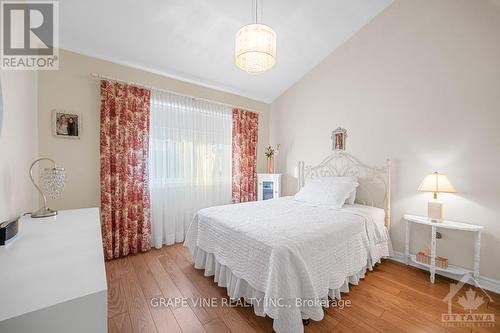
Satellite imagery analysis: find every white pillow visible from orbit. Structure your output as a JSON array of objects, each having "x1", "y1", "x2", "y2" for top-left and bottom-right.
[
  {"x1": 313, "y1": 176, "x2": 357, "y2": 205},
  {"x1": 294, "y1": 179, "x2": 358, "y2": 208}
]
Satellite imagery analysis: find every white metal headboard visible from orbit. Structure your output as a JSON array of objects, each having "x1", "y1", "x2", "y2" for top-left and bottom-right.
[{"x1": 298, "y1": 151, "x2": 391, "y2": 228}]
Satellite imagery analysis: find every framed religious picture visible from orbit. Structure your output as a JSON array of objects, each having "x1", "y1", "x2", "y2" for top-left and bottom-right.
[
  {"x1": 332, "y1": 127, "x2": 347, "y2": 150},
  {"x1": 53, "y1": 110, "x2": 81, "y2": 139}
]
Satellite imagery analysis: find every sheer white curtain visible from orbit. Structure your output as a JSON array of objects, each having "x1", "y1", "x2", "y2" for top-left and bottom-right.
[{"x1": 149, "y1": 90, "x2": 232, "y2": 248}]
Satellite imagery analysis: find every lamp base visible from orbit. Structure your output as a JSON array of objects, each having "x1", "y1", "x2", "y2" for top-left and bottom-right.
[
  {"x1": 428, "y1": 201, "x2": 443, "y2": 222},
  {"x1": 31, "y1": 208, "x2": 58, "y2": 218}
]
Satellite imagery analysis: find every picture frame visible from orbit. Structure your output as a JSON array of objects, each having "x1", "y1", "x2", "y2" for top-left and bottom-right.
[
  {"x1": 332, "y1": 127, "x2": 347, "y2": 151},
  {"x1": 52, "y1": 110, "x2": 81, "y2": 139}
]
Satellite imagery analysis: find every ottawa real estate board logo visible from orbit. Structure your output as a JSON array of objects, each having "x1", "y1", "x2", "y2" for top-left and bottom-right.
[
  {"x1": 1, "y1": 1, "x2": 58, "y2": 70},
  {"x1": 442, "y1": 274, "x2": 495, "y2": 328}
]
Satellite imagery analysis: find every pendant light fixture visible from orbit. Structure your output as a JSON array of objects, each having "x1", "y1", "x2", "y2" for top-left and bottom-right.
[{"x1": 235, "y1": 0, "x2": 276, "y2": 74}]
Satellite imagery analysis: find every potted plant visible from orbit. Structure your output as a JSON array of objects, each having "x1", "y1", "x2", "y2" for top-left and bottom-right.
[{"x1": 264, "y1": 144, "x2": 280, "y2": 173}]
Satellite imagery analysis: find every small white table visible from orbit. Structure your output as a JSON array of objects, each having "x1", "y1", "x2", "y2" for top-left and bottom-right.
[{"x1": 403, "y1": 214, "x2": 483, "y2": 284}]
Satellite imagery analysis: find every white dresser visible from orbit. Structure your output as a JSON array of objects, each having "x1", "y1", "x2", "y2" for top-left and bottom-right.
[
  {"x1": 0, "y1": 208, "x2": 107, "y2": 333},
  {"x1": 257, "y1": 173, "x2": 281, "y2": 201}
]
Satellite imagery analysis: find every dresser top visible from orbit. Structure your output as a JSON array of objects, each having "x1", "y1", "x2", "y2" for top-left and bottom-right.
[
  {"x1": 0, "y1": 208, "x2": 107, "y2": 321},
  {"x1": 404, "y1": 214, "x2": 484, "y2": 231}
]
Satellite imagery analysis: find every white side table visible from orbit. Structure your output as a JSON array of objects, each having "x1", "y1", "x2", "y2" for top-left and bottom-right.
[{"x1": 403, "y1": 214, "x2": 484, "y2": 284}]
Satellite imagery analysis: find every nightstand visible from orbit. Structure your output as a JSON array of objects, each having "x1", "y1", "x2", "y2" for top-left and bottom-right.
[
  {"x1": 403, "y1": 214, "x2": 484, "y2": 284},
  {"x1": 257, "y1": 173, "x2": 281, "y2": 201}
]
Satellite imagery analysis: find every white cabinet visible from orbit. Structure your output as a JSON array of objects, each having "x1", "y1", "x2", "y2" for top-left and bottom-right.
[{"x1": 257, "y1": 173, "x2": 281, "y2": 201}]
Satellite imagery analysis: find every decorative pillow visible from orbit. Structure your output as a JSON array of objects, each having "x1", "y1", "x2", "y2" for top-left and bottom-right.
[
  {"x1": 313, "y1": 176, "x2": 358, "y2": 205},
  {"x1": 294, "y1": 179, "x2": 359, "y2": 208}
]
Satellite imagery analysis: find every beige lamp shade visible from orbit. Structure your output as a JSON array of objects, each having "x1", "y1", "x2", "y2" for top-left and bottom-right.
[
  {"x1": 418, "y1": 171, "x2": 456, "y2": 199},
  {"x1": 235, "y1": 24, "x2": 276, "y2": 73}
]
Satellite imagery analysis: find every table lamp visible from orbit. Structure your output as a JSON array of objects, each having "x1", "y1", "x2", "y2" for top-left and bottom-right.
[
  {"x1": 418, "y1": 171, "x2": 456, "y2": 221},
  {"x1": 30, "y1": 158, "x2": 66, "y2": 218}
]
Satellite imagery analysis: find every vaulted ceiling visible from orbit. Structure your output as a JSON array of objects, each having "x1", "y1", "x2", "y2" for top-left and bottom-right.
[{"x1": 59, "y1": 0, "x2": 392, "y2": 103}]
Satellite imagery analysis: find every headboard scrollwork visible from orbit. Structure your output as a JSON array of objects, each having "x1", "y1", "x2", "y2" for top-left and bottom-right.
[{"x1": 297, "y1": 151, "x2": 391, "y2": 228}]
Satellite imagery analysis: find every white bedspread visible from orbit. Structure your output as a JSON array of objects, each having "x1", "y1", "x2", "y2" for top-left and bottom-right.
[{"x1": 184, "y1": 197, "x2": 391, "y2": 333}]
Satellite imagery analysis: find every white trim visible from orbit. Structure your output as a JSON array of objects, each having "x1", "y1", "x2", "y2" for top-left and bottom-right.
[{"x1": 390, "y1": 251, "x2": 500, "y2": 294}]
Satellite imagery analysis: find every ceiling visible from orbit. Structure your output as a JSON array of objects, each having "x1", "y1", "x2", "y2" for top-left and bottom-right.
[{"x1": 59, "y1": 0, "x2": 392, "y2": 103}]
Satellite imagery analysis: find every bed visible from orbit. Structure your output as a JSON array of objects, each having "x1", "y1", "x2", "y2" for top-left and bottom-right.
[{"x1": 184, "y1": 152, "x2": 392, "y2": 333}]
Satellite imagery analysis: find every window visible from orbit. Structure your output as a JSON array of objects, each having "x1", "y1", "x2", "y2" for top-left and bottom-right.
[{"x1": 149, "y1": 90, "x2": 232, "y2": 247}]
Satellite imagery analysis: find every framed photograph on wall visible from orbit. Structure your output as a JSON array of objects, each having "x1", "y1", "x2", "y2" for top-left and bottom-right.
[
  {"x1": 332, "y1": 127, "x2": 347, "y2": 150},
  {"x1": 52, "y1": 110, "x2": 81, "y2": 139}
]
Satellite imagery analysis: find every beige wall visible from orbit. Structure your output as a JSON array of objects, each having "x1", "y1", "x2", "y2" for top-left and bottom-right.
[
  {"x1": 0, "y1": 71, "x2": 38, "y2": 221},
  {"x1": 38, "y1": 49, "x2": 270, "y2": 210},
  {"x1": 270, "y1": 0, "x2": 500, "y2": 281}
]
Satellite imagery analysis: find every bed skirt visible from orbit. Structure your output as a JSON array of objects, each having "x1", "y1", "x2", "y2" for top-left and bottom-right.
[{"x1": 190, "y1": 244, "x2": 389, "y2": 333}]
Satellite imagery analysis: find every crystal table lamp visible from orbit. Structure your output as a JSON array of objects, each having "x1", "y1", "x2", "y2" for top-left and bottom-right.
[
  {"x1": 29, "y1": 158, "x2": 66, "y2": 218},
  {"x1": 417, "y1": 171, "x2": 456, "y2": 221}
]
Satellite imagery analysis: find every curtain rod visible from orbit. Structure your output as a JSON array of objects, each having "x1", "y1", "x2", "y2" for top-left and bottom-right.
[{"x1": 90, "y1": 73, "x2": 262, "y2": 114}]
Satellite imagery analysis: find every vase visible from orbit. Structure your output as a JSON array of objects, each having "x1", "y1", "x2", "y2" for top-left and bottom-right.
[{"x1": 267, "y1": 156, "x2": 274, "y2": 173}]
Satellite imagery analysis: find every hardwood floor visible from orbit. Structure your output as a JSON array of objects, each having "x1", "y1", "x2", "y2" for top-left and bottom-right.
[{"x1": 106, "y1": 244, "x2": 500, "y2": 333}]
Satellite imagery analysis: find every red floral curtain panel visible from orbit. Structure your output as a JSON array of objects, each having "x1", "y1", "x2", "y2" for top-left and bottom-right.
[
  {"x1": 100, "y1": 80, "x2": 152, "y2": 260},
  {"x1": 232, "y1": 108, "x2": 259, "y2": 203}
]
